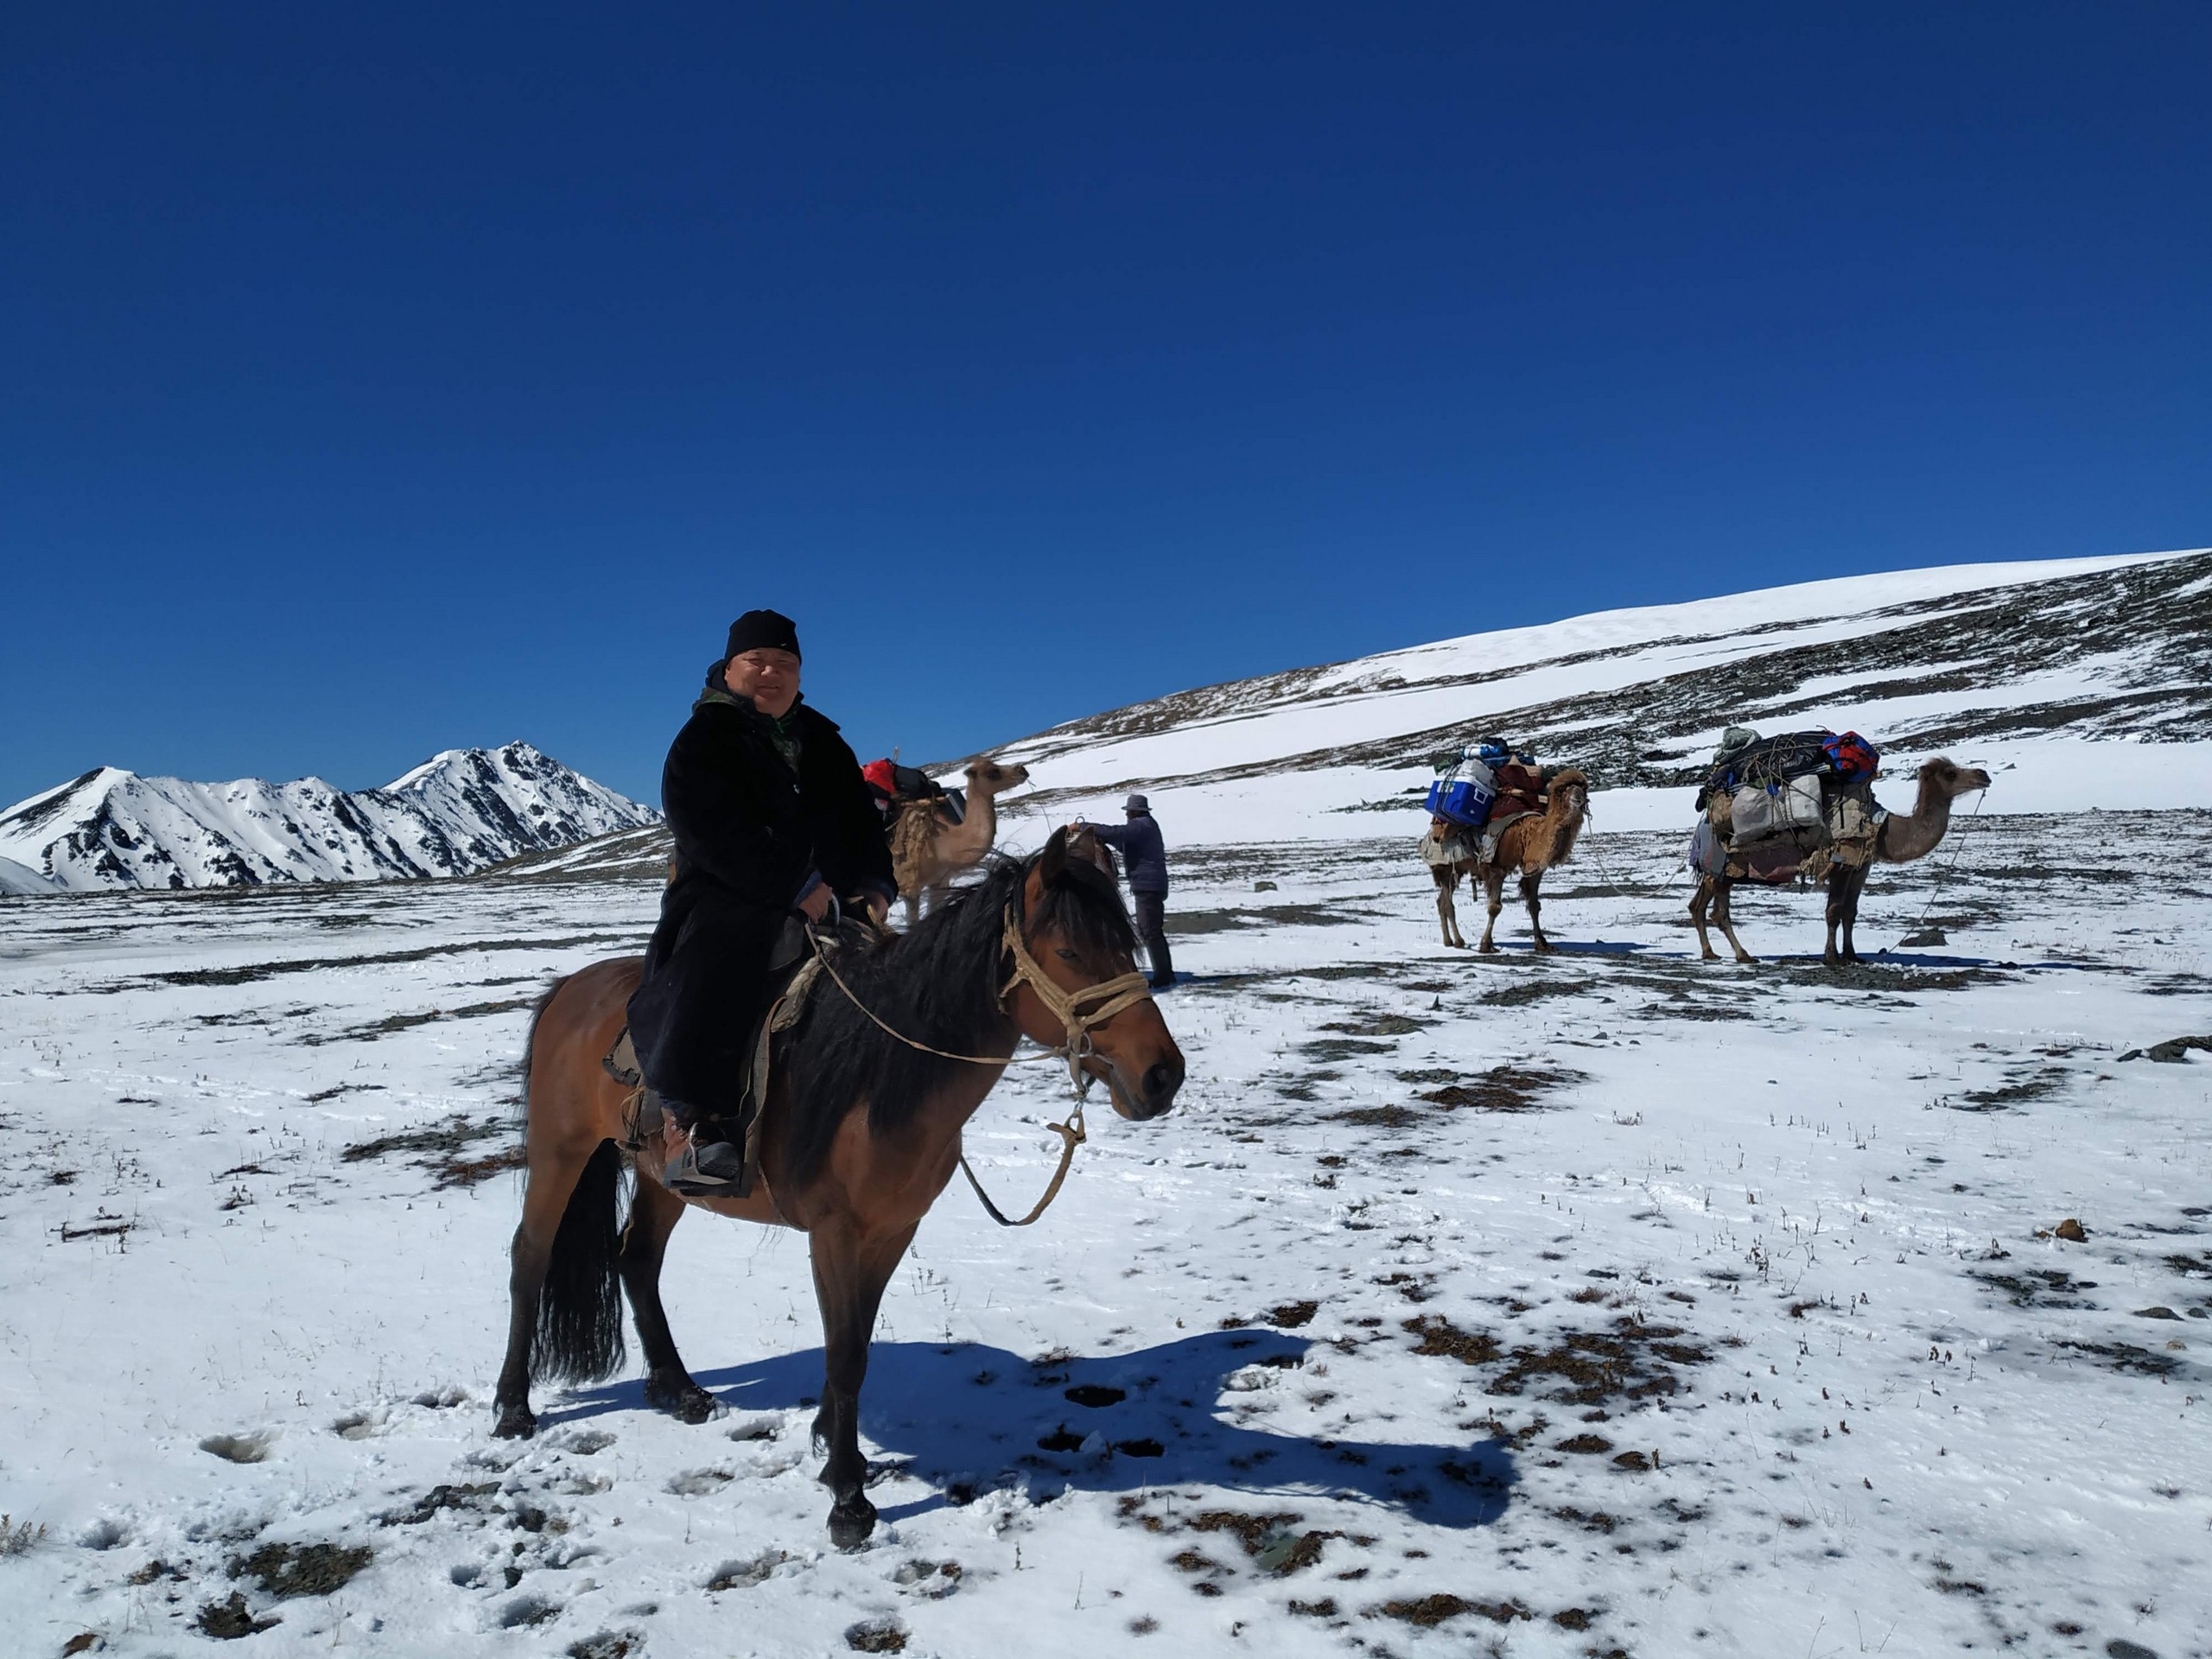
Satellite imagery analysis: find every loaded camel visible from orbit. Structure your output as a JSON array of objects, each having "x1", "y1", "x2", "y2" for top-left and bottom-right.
[
  {"x1": 1689, "y1": 756, "x2": 1990, "y2": 968},
  {"x1": 1426, "y1": 768, "x2": 1591, "y2": 951},
  {"x1": 889, "y1": 757, "x2": 1031, "y2": 922}
]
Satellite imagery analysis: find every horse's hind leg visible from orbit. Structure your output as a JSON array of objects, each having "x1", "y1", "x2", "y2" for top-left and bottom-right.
[
  {"x1": 494, "y1": 1135, "x2": 601, "y2": 1440},
  {"x1": 809, "y1": 1218, "x2": 918, "y2": 1548},
  {"x1": 622, "y1": 1177, "x2": 715, "y2": 1424}
]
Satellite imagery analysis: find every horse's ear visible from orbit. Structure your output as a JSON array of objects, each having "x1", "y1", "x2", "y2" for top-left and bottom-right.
[{"x1": 1038, "y1": 826, "x2": 1070, "y2": 887}]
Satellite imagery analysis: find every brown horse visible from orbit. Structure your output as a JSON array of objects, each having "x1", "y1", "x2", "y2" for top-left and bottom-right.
[{"x1": 494, "y1": 827, "x2": 1185, "y2": 1547}]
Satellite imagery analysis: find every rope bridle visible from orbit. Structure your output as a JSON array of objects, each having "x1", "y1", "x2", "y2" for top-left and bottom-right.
[{"x1": 804, "y1": 890, "x2": 1155, "y2": 1227}]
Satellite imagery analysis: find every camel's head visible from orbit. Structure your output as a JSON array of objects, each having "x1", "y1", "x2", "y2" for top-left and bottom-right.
[
  {"x1": 1919, "y1": 757, "x2": 1992, "y2": 800},
  {"x1": 966, "y1": 758, "x2": 1032, "y2": 798},
  {"x1": 1548, "y1": 767, "x2": 1591, "y2": 812}
]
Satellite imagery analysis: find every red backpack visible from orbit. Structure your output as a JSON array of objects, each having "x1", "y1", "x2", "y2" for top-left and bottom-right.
[{"x1": 1821, "y1": 732, "x2": 1878, "y2": 781}]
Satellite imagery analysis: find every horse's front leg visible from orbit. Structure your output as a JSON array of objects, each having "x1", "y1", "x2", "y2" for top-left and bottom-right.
[{"x1": 809, "y1": 1218, "x2": 918, "y2": 1548}]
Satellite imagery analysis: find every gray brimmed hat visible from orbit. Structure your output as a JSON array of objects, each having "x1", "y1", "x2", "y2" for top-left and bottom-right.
[{"x1": 1123, "y1": 793, "x2": 1149, "y2": 813}]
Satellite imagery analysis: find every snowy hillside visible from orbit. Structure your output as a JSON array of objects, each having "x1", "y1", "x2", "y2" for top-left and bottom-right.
[
  {"x1": 967, "y1": 548, "x2": 2212, "y2": 842},
  {"x1": 4, "y1": 810, "x2": 2211, "y2": 1656},
  {"x1": 0, "y1": 742, "x2": 658, "y2": 893}
]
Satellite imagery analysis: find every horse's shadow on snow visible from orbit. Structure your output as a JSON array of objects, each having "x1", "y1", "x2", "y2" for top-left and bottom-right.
[{"x1": 556, "y1": 1328, "x2": 1515, "y2": 1530}]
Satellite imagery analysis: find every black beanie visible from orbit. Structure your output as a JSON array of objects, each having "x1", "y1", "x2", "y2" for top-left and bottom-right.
[{"x1": 725, "y1": 609, "x2": 801, "y2": 661}]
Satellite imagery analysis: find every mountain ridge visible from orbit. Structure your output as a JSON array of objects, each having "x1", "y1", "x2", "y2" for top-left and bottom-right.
[{"x1": 0, "y1": 742, "x2": 658, "y2": 893}]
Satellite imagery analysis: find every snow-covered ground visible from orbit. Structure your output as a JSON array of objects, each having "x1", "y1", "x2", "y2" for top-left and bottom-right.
[{"x1": 4, "y1": 810, "x2": 2209, "y2": 1656}]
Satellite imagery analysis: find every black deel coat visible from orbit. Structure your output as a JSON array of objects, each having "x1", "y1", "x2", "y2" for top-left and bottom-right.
[{"x1": 626, "y1": 678, "x2": 895, "y2": 1119}]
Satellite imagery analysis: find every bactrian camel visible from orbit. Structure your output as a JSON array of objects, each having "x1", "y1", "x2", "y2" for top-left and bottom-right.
[
  {"x1": 890, "y1": 758, "x2": 1032, "y2": 922},
  {"x1": 1427, "y1": 768, "x2": 1591, "y2": 952},
  {"x1": 1689, "y1": 756, "x2": 1991, "y2": 968}
]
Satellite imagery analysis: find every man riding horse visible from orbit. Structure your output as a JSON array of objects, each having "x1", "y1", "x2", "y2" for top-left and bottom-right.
[{"x1": 625, "y1": 610, "x2": 895, "y2": 1192}]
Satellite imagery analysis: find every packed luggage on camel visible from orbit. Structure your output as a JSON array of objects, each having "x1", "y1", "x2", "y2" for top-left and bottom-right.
[
  {"x1": 861, "y1": 753, "x2": 1032, "y2": 924},
  {"x1": 1418, "y1": 739, "x2": 1591, "y2": 951},
  {"x1": 1686, "y1": 726, "x2": 1989, "y2": 967}
]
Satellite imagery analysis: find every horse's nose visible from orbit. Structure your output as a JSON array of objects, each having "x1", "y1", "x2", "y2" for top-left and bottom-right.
[{"x1": 1141, "y1": 1054, "x2": 1185, "y2": 1116}]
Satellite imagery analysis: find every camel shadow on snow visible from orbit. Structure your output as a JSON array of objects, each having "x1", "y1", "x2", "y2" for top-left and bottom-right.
[{"x1": 550, "y1": 1327, "x2": 1516, "y2": 1531}]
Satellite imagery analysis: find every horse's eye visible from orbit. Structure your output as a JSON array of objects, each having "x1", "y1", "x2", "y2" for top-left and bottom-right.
[{"x1": 1055, "y1": 948, "x2": 1079, "y2": 962}]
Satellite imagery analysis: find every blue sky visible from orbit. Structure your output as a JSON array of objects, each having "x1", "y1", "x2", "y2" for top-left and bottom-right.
[{"x1": 4, "y1": 3, "x2": 2207, "y2": 810}]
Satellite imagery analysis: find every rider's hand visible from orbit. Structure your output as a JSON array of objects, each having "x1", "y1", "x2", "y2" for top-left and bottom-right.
[{"x1": 797, "y1": 884, "x2": 836, "y2": 924}]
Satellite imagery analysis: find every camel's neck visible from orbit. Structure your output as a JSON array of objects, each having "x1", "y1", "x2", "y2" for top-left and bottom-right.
[
  {"x1": 1540, "y1": 794, "x2": 1586, "y2": 868},
  {"x1": 941, "y1": 785, "x2": 1000, "y2": 856},
  {"x1": 1879, "y1": 775, "x2": 1955, "y2": 864}
]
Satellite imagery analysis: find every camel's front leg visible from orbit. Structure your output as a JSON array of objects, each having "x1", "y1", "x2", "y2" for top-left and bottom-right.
[
  {"x1": 1713, "y1": 877, "x2": 1757, "y2": 963},
  {"x1": 1521, "y1": 871, "x2": 1553, "y2": 952},
  {"x1": 1476, "y1": 867, "x2": 1507, "y2": 953},
  {"x1": 1434, "y1": 868, "x2": 1465, "y2": 948},
  {"x1": 1831, "y1": 864, "x2": 1868, "y2": 964},
  {"x1": 809, "y1": 1217, "x2": 918, "y2": 1548},
  {"x1": 1822, "y1": 867, "x2": 1848, "y2": 967}
]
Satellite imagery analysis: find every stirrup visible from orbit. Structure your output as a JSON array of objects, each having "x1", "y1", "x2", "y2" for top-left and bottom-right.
[{"x1": 664, "y1": 1133, "x2": 746, "y2": 1195}]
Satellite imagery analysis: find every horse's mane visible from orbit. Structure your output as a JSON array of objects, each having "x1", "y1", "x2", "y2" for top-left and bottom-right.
[{"x1": 775, "y1": 851, "x2": 1137, "y2": 1193}]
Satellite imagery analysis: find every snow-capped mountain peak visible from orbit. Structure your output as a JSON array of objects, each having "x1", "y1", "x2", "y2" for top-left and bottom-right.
[{"x1": 0, "y1": 744, "x2": 658, "y2": 893}]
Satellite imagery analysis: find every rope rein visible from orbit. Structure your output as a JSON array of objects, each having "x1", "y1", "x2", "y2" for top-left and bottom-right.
[{"x1": 803, "y1": 900, "x2": 1155, "y2": 1227}]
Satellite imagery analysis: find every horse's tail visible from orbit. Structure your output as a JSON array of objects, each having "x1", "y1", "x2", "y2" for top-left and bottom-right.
[
  {"x1": 532, "y1": 1138, "x2": 629, "y2": 1383},
  {"x1": 518, "y1": 974, "x2": 629, "y2": 1384}
]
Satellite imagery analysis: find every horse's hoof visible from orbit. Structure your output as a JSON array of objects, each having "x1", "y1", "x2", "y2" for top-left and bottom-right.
[
  {"x1": 828, "y1": 1496, "x2": 879, "y2": 1550},
  {"x1": 492, "y1": 1402, "x2": 537, "y2": 1440},
  {"x1": 645, "y1": 1374, "x2": 716, "y2": 1425}
]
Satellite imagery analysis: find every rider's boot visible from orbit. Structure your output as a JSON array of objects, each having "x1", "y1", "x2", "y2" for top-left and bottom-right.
[{"x1": 662, "y1": 1103, "x2": 746, "y2": 1194}]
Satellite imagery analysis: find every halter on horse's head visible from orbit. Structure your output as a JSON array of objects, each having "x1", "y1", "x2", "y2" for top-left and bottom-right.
[{"x1": 1004, "y1": 827, "x2": 1184, "y2": 1122}]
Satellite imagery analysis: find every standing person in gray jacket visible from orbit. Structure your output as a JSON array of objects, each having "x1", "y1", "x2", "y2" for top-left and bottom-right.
[{"x1": 1077, "y1": 793, "x2": 1175, "y2": 988}]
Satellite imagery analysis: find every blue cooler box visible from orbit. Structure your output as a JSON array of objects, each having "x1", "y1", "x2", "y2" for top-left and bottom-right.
[{"x1": 1425, "y1": 763, "x2": 1497, "y2": 827}]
